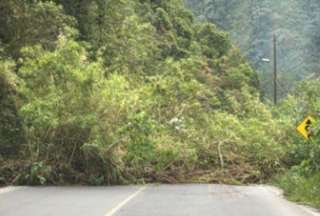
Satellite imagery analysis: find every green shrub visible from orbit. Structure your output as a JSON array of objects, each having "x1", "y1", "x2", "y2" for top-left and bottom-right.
[
  {"x1": 18, "y1": 36, "x2": 101, "y2": 163},
  {"x1": 0, "y1": 60, "x2": 24, "y2": 156},
  {"x1": 275, "y1": 170, "x2": 320, "y2": 207}
]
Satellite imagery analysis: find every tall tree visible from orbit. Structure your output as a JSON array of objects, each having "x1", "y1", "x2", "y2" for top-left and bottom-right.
[{"x1": 0, "y1": 0, "x2": 74, "y2": 59}]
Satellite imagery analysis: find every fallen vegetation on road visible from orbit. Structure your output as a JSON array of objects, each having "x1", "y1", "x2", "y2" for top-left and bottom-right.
[{"x1": 0, "y1": 0, "x2": 319, "y2": 208}]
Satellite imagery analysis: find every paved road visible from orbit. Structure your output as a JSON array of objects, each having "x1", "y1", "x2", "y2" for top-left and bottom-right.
[{"x1": 0, "y1": 184, "x2": 319, "y2": 216}]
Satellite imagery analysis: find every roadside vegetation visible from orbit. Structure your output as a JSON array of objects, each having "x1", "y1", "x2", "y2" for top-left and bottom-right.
[
  {"x1": 0, "y1": 0, "x2": 319, "y2": 207},
  {"x1": 186, "y1": 0, "x2": 320, "y2": 208},
  {"x1": 272, "y1": 80, "x2": 320, "y2": 208}
]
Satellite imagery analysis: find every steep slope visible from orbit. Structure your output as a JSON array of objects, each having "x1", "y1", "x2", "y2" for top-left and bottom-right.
[
  {"x1": 0, "y1": 0, "x2": 287, "y2": 185},
  {"x1": 186, "y1": 0, "x2": 320, "y2": 100}
]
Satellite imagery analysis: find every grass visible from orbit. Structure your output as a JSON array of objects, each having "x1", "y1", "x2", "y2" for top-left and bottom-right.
[{"x1": 273, "y1": 170, "x2": 320, "y2": 208}]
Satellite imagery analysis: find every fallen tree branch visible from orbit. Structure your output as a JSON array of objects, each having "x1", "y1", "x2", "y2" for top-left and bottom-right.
[{"x1": 218, "y1": 142, "x2": 224, "y2": 169}]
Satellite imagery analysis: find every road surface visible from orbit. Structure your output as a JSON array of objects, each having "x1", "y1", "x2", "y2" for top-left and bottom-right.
[{"x1": 0, "y1": 184, "x2": 319, "y2": 216}]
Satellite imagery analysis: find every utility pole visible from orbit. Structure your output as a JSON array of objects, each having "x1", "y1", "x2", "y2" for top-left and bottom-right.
[{"x1": 273, "y1": 34, "x2": 277, "y2": 105}]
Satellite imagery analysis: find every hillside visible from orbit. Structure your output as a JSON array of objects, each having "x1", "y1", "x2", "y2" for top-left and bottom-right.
[
  {"x1": 186, "y1": 0, "x2": 320, "y2": 100},
  {"x1": 0, "y1": 0, "x2": 285, "y2": 185},
  {"x1": 0, "y1": 3, "x2": 319, "y2": 208}
]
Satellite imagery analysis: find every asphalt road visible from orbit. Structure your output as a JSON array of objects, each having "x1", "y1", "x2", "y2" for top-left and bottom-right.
[{"x1": 0, "y1": 184, "x2": 319, "y2": 216}]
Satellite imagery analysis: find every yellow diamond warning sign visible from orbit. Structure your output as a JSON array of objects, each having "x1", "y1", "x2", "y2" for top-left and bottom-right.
[{"x1": 297, "y1": 116, "x2": 316, "y2": 140}]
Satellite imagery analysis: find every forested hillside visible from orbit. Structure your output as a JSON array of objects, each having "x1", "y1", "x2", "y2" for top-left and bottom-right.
[
  {"x1": 0, "y1": 0, "x2": 319, "y2": 207},
  {"x1": 186, "y1": 0, "x2": 320, "y2": 100},
  {"x1": 186, "y1": 0, "x2": 320, "y2": 207},
  {"x1": 0, "y1": 0, "x2": 279, "y2": 184}
]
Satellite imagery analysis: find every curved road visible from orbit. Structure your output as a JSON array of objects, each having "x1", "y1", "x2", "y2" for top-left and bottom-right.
[{"x1": 0, "y1": 184, "x2": 319, "y2": 216}]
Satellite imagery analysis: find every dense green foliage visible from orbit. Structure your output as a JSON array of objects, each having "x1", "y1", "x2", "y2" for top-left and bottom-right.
[
  {"x1": 185, "y1": 1, "x2": 320, "y2": 206},
  {"x1": 272, "y1": 80, "x2": 320, "y2": 207},
  {"x1": 0, "y1": 2, "x2": 319, "y2": 206},
  {"x1": 0, "y1": 60, "x2": 24, "y2": 156},
  {"x1": 186, "y1": 0, "x2": 320, "y2": 100}
]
